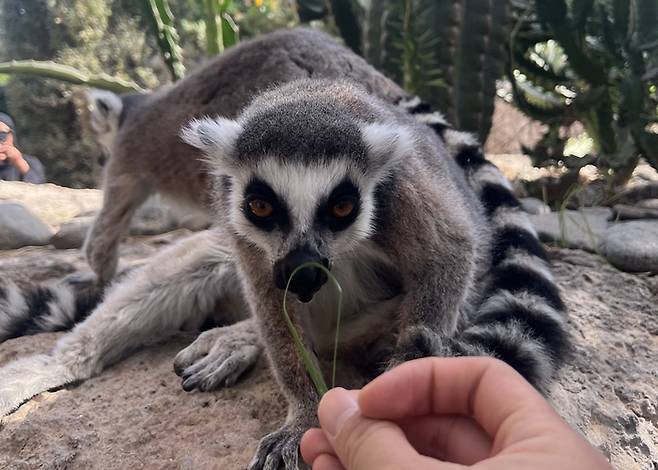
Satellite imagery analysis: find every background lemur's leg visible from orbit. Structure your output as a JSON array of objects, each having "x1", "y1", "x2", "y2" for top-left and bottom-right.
[
  {"x1": 0, "y1": 230, "x2": 256, "y2": 417},
  {"x1": 174, "y1": 319, "x2": 262, "y2": 392},
  {"x1": 84, "y1": 169, "x2": 152, "y2": 283}
]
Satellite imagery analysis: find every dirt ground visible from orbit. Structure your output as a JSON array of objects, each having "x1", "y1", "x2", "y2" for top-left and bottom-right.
[{"x1": 0, "y1": 243, "x2": 657, "y2": 470}]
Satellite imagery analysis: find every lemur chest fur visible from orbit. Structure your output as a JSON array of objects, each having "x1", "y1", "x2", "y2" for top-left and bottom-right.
[{"x1": 298, "y1": 242, "x2": 404, "y2": 360}]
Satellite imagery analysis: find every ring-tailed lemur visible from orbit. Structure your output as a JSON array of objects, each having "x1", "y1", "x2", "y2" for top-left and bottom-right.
[
  {"x1": 83, "y1": 27, "x2": 411, "y2": 284},
  {"x1": 0, "y1": 80, "x2": 568, "y2": 470},
  {"x1": 0, "y1": 27, "x2": 446, "y2": 343}
]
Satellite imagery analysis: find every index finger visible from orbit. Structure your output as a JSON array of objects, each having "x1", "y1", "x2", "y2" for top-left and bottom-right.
[{"x1": 358, "y1": 357, "x2": 559, "y2": 440}]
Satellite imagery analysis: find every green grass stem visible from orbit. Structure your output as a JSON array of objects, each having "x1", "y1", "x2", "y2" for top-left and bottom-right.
[{"x1": 282, "y1": 261, "x2": 343, "y2": 397}]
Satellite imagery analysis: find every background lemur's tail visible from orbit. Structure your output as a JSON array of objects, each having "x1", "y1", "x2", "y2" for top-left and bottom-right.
[
  {"x1": 0, "y1": 272, "x2": 105, "y2": 343},
  {"x1": 400, "y1": 97, "x2": 569, "y2": 390}
]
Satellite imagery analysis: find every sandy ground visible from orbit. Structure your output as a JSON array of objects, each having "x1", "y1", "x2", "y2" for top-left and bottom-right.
[{"x1": 0, "y1": 242, "x2": 657, "y2": 469}]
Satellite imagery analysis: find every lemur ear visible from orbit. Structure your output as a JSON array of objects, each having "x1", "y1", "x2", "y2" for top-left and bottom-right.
[
  {"x1": 180, "y1": 117, "x2": 243, "y2": 174},
  {"x1": 87, "y1": 89, "x2": 123, "y2": 135},
  {"x1": 360, "y1": 122, "x2": 414, "y2": 175}
]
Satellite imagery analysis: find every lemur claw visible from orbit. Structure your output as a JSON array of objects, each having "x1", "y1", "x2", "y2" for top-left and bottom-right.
[
  {"x1": 249, "y1": 423, "x2": 306, "y2": 470},
  {"x1": 174, "y1": 323, "x2": 262, "y2": 392}
]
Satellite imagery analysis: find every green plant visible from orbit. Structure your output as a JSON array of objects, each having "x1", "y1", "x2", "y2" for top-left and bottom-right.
[
  {"x1": 203, "y1": 0, "x2": 239, "y2": 56},
  {"x1": 509, "y1": 0, "x2": 658, "y2": 186},
  {"x1": 282, "y1": 262, "x2": 343, "y2": 397},
  {"x1": 144, "y1": 0, "x2": 186, "y2": 80},
  {"x1": 0, "y1": 60, "x2": 143, "y2": 93},
  {"x1": 364, "y1": 1, "x2": 510, "y2": 142}
]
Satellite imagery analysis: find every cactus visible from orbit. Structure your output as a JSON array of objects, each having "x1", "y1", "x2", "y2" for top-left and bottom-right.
[
  {"x1": 509, "y1": 0, "x2": 658, "y2": 184},
  {"x1": 143, "y1": 0, "x2": 186, "y2": 81},
  {"x1": 364, "y1": 0, "x2": 511, "y2": 142},
  {"x1": 0, "y1": 60, "x2": 143, "y2": 94},
  {"x1": 203, "y1": 0, "x2": 239, "y2": 57}
]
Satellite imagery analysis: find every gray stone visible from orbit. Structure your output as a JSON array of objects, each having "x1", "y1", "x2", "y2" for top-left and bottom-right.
[
  {"x1": 1, "y1": 246, "x2": 656, "y2": 469},
  {"x1": 51, "y1": 216, "x2": 94, "y2": 249},
  {"x1": 636, "y1": 198, "x2": 658, "y2": 210},
  {"x1": 0, "y1": 202, "x2": 53, "y2": 250},
  {"x1": 598, "y1": 221, "x2": 658, "y2": 272},
  {"x1": 520, "y1": 197, "x2": 551, "y2": 215},
  {"x1": 175, "y1": 211, "x2": 212, "y2": 232},
  {"x1": 612, "y1": 204, "x2": 658, "y2": 220},
  {"x1": 529, "y1": 207, "x2": 612, "y2": 252},
  {"x1": 129, "y1": 196, "x2": 178, "y2": 236}
]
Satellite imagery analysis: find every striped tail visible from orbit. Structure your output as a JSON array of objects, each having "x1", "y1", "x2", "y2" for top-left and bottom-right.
[
  {"x1": 0, "y1": 272, "x2": 104, "y2": 343},
  {"x1": 399, "y1": 97, "x2": 569, "y2": 390}
]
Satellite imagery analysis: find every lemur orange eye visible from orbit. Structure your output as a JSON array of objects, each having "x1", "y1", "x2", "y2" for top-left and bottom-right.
[
  {"x1": 331, "y1": 200, "x2": 355, "y2": 218},
  {"x1": 249, "y1": 199, "x2": 273, "y2": 218}
]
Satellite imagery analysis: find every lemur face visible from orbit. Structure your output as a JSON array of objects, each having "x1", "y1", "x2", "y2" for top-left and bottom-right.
[
  {"x1": 182, "y1": 107, "x2": 413, "y2": 302},
  {"x1": 234, "y1": 159, "x2": 370, "y2": 302}
]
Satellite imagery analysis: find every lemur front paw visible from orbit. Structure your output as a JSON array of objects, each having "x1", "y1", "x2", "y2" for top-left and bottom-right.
[
  {"x1": 388, "y1": 325, "x2": 446, "y2": 370},
  {"x1": 249, "y1": 422, "x2": 308, "y2": 470},
  {"x1": 174, "y1": 322, "x2": 262, "y2": 392}
]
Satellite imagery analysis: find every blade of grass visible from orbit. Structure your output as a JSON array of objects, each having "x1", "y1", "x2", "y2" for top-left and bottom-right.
[{"x1": 282, "y1": 261, "x2": 343, "y2": 396}]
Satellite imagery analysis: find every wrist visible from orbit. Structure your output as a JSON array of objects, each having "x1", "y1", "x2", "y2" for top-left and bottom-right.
[{"x1": 15, "y1": 157, "x2": 30, "y2": 174}]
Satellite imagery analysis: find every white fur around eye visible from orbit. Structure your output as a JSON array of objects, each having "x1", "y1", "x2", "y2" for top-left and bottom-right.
[{"x1": 360, "y1": 122, "x2": 414, "y2": 176}]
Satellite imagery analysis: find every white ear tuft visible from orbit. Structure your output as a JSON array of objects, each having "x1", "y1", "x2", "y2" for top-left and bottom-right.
[
  {"x1": 180, "y1": 117, "x2": 243, "y2": 162},
  {"x1": 360, "y1": 122, "x2": 414, "y2": 174}
]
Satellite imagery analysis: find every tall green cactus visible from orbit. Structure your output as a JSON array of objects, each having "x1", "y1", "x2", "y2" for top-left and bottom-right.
[
  {"x1": 509, "y1": 0, "x2": 658, "y2": 184},
  {"x1": 364, "y1": 0, "x2": 511, "y2": 142},
  {"x1": 144, "y1": 0, "x2": 186, "y2": 81}
]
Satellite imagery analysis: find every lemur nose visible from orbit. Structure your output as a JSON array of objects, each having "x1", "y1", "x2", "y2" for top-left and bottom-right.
[{"x1": 273, "y1": 249, "x2": 329, "y2": 303}]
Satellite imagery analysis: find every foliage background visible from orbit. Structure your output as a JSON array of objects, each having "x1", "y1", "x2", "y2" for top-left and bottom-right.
[
  {"x1": 0, "y1": 0, "x2": 656, "y2": 191},
  {"x1": 0, "y1": 0, "x2": 297, "y2": 187}
]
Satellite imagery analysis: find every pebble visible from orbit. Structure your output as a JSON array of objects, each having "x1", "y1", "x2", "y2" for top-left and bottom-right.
[
  {"x1": 51, "y1": 216, "x2": 94, "y2": 249},
  {"x1": 0, "y1": 202, "x2": 53, "y2": 250},
  {"x1": 528, "y1": 208, "x2": 612, "y2": 252},
  {"x1": 612, "y1": 204, "x2": 658, "y2": 220},
  {"x1": 520, "y1": 197, "x2": 551, "y2": 215},
  {"x1": 598, "y1": 221, "x2": 658, "y2": 272}
]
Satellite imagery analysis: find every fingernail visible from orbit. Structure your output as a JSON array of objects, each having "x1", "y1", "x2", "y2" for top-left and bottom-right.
[{"x1": 319, "y1": 388, "x2": 358, "y2": 438}]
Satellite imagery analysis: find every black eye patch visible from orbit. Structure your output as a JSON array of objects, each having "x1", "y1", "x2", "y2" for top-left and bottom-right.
[
  {"x1": 243, "y1": 179, "x2": 290, "y2": 232},
  {"x1": 316, "y1": 179, "x2": 361, "y2": 232}
]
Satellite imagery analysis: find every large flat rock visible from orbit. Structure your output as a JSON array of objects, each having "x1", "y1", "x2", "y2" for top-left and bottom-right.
[
  {"x1": 0, "y1": 247, "x2": 656, "y2": 469},
  {"x1": 0, "y1": 181, "x2": 102, "y2": 230}
]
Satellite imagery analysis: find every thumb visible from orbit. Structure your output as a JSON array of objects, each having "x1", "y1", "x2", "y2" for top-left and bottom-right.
[{"x1": 318, "y1": 388, "x2": 446, "y2": 470}]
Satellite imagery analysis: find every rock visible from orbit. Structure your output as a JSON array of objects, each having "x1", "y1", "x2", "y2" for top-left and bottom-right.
[
  {"x1": 612, "y1": 204, "x2": 658, "y2": 220},
  {"x1": 616, "y1": 182, "x2": 658, "y2": 205},
  {"x1": 598, "y1": 221, "x2": 658, "y2": 272},
  {"x1": 520, "y1": 197, "x2": 551, "y2": 215},
  {"x1": 529, "y1": 208, "x2": 612, "y2": 251},
  {"x1": 129, "y1": 196, "x2": 178, "y2": 236},
  {"x1": 0, "y1": 202, "x2": 53, "y2": 249},
  {"x1": 174, "y1": 210, "x2": 212, "y2": 232},
  {"x1": 51, "y1": 216, "x2": 94, "y2": 249},
  {"x1": 0, "y1": 247, "x2": 656, "y2": 469},
  {"x1": 0, "y1": 181, "x2": 102, "y2": 230},
  {"x1": 637, "y1": 198, "x2": 658, "y2": 210}
]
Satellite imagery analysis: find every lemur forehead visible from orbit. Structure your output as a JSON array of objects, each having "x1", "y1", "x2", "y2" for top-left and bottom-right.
[
  {"x1": 235, "y1": 100, "x2": 368, "y2": 169},
  {"x1": 250, "y1": 158, "x2": 357, "y2": 199}
]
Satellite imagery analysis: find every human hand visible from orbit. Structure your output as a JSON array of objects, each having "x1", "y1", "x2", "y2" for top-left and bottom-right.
[
  {"x1": 301, "y1": 357, "x2": 611, "y2": 470},
  {"x1": 0, "y1": 143, "x2": 29, "y2": 174}
]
